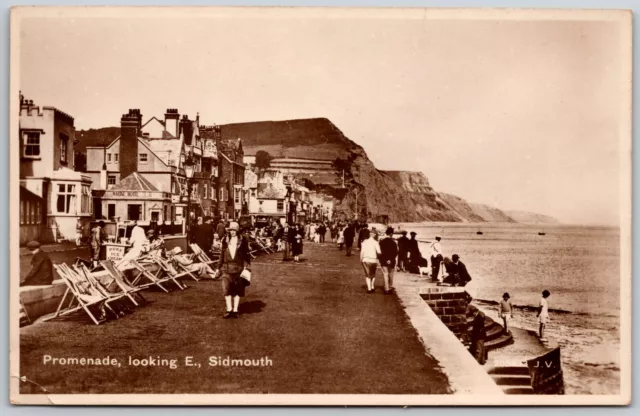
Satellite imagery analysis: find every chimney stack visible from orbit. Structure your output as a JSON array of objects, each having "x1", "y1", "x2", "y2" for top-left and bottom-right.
[
  {"x1": 180, "y1": 114, "x2": 193, "y2": 145},
  {"x1": 120, "y1": 109, "x2": 141, "y2": 179},
  {"x1": 164, "y1": 108, "x2": 180, "y2": 138}
]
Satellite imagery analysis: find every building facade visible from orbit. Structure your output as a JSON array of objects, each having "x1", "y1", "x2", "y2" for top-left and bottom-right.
[{"x1": 19, "y1": 94, "x2": 93, "y2": 244}]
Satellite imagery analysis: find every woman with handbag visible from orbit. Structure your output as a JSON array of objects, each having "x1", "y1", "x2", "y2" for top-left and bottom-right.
[{"x1": 215, "y1": 221, "x2": 251, "y2": 319}]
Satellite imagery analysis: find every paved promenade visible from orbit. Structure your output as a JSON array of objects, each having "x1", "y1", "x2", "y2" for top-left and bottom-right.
[{"x1": 19, "y1": 242, "x2": 450, "y2": 394}]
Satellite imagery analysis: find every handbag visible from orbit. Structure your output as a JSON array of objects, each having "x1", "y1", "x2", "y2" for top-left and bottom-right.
[{"x1": 240, "y1": 268, "x2": 251, "y2": 286}]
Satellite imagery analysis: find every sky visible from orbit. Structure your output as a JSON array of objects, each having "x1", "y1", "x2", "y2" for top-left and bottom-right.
[{"x1": 17, "y1": 8, "x2": 629, "y2": 225}]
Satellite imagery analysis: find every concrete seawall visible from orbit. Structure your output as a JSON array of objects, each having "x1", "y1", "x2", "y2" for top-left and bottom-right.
[{"x1": 395, "y1": 272, "x2": 504, "y2": 396}]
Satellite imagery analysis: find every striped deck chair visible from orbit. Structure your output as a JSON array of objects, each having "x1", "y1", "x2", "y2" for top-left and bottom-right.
[
  {"x1": 153, "y1": 254, "x2": 198, "y2": 283},
  {"x1": 19, "y1": 299, "x2": 31, "y2": 327},
  {"x1": 189, "y1": 244, "x2": 218, "y2": 267},
  {"x1": 99, "y1": 260, "x2": 148, "y2": 306},
  {"x1": 51, "y1": 264, "x2": 112, "y2": 325},
  {"x1": 131, "y1": 258, "x2": 186, "y2": 290}
]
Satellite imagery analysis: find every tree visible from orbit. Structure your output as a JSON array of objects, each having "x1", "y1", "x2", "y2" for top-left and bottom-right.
[{"x1": 255, "y1": 150, "x2": 274, "y2": 172}]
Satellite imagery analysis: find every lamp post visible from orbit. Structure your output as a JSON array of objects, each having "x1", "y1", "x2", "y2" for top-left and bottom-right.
[{"x1": 183, "y1": 154, "x2": 195, "y2": 248}]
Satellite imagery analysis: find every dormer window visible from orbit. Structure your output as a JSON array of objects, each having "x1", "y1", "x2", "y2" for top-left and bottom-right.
[{"x1": 22, "y1": 131, "x2": 41, "y2": 158}]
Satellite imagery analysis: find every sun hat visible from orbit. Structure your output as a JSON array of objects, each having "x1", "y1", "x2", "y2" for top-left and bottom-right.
[
  {"x1": 171, "y1": 246, "x2": 183, "y2": 254},
  {"x1": 228, "y1": 222, "x2": 240, "y2": 231}
]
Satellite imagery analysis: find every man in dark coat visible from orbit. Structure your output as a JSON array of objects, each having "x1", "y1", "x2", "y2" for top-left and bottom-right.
[
  {"x1": 343, "y1": 222, "x2": 356, "y2": 257},
  {"x1": 397, "y1": 231, "x2": 409, "y2": 271},
  {"x1": 357, "y1": 223, "x2": 369, "y2": 250},
  {"x1": 407, "y1": 231, "x2": 421, "y2": 274},
  {"x1": 22, "y1": 241, "x2": 54, "y2": 286},
  {"x1": 215, "y1": 218, "x2": 227, "y2": 240},
  {"x1": 216, "y1": 221, "x2": 251, "y2": 319},
  {"x1": 201, "y1": 217, "x2": 214, "y2": 254},
  {"x1": 379, "y1": 227, "x2": 399, "y2": 294}
]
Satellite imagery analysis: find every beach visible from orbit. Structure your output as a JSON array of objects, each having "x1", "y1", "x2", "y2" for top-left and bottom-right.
[{"x1": 394, "y1": 222, "x2": 621, "y2": 395}]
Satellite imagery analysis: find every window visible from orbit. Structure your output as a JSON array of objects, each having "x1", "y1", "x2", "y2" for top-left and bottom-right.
[
  {"x1": 114, "y1": 153, "x2": 119, "y2": 163},
  {"x1": 107, "y1": 154, "x2": 112, "y2": 163},
  {"x1": 164, "y1": 206, "x2": 168, "y2": 223},
  {"x1": 171, "y1": 205, "x2": 176, "y2": 222},
  {"x1": 108, "y1": 175, "x2": 116, "y2": 186},
  {"x1": 81, "y1": 185, "x2": 91, "y2": 214},
  {"x1": 234, "y1": 189, "x2": 240, "y2": 204},
  {"x1": 139, "y1": 153, "x2": 148, "y2": 163},
  {"x1": 60, "y1": 134, "x2": 69, "y2": 164},
  {"x1": 203, "y1": 183, "x2": 208, "y2": 200},
  {"x1": 20, "y1": 200, "x2": 24, "y2": 225},
  {"x1": 277, "y1": 200, "x2": 284, "y2": 212},
  {"x1": 36, "y1": 202, "x2": 41, "y2": 224},
  {"x1": 127, "y1": 204, "x2": 142, "y2": 221},
  {"x1": 107, "y1": 204, "x2": 116, "y2": 219},
  {"x1": 212, "y1": 188, "x2": 217, "y2": 201},
  {"x1": 56, "y1": 183, "x2": 76, "y2": 214},
  {"x1": 151, "y1": 211, "x2": 159, "y2": 222},
  {"x1": 23, "y1": 132, "x2": 40, "y2": 158}
]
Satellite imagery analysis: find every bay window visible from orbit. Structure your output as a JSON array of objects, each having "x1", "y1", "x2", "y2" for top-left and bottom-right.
[{"x1": 56, "y1": 183, "x2": 77, "y2": 214}]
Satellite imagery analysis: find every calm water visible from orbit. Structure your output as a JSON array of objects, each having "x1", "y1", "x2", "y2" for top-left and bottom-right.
[{"x1": 394, "y1": 222, "x2": 621, "y2": 395}]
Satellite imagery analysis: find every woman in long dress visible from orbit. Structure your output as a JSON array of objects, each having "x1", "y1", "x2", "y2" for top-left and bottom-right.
[{"x1": 291, "y1": 224, "x2": 304, "y2": 262}]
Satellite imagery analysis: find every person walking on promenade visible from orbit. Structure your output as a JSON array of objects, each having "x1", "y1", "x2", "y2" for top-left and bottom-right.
[
  {"x1": 379, "y1": 227, "x2": 399, "y2": 294},
  {"x1": 282, "y1": 222, "x2": 291, "y2": 261},
  {"x1": 357, "y1": 223, "x2": 369, "y2": 251},
  {"x1": 291, "y1": 224, "x2": 304, "y2": 262},
  {"x1": 304, "y1": 222, "x2": 310, "y2": 241},
  {"x1": 343, "y1": 221, "x2": 355, "y2": 256},
  {"x1": 215, "y1": 221, "x2": 251, "y2": 319},
  {"x1": 397, "y1": 231, "x2": 409, "y2": 271},
  {"x1": 499, "y1": 292, "x2": 514, "y2": 334},
  {"x1": 537, "y1": 290, "x2": 551, "y2": 342},
  {"x1": 75, "y1": 218, "x2": 84, "y2": 246},
  {"x1": 337, "y1": 225, "x2": 345, "y2": 250},
  {"x1": 22, "y1": 241, "x2": 54, "y2": 286},
  {"x1": 430, "y1": 235, "x2": 443, "y2": 281},
  {"x1": 360, "y1": 228, "x2": 381, "y2": 294},
  {"x1": 215, "y1": 218, "x2": 227, "y2": 241},
  {"x1": 90, "y1": 221, "x2": 106, "y2": 268},
  {"x1": 406, "y1": 232, "x2": 421, "y2": 273}
]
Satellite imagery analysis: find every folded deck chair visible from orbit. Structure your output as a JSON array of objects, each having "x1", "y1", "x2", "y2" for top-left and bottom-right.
[
  {"x1": 153, "y1": 254, "x2": 198, "y2": 283},
  {"x1": 189, "y1": 243, "x2": 218, "y2": 267},
  {"x1": 130, "y1": 258, "x2": 185, "y2": 290},
  {"x1": 51, "y1": 264, "x2": 111, "y2": 325},
  {"x1": 99, "y1": 260, "x2": 148, "y2": 306}
]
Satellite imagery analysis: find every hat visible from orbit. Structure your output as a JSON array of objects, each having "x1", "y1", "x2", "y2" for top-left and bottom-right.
[
  {"x1": 228, "y1": 222, "x2": 240, "y2": 231},
  {"x1": 410, "y1": 231, "x2": 417, "y2": 236},
  {"x1": 452, "y1": 254, "x2": 460, "y2": 261},
  {"x1": 401, "y1": 231, "x2": 407, "y2": 235},
  {"x1": 435, "y1": 235, "x2": 442, "y2": 240},
  {"x1": 171, "y1": 247, "x2": 183, "y2": 255},
  {"x1": 26, "y1": 241, "x2": 40, "y2": 250},
  {"x1": 385, "y1": 227, "x2": 394, "y2": 236}
]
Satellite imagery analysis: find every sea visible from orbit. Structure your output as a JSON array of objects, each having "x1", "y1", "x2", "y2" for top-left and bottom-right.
[{"x1": 392, "y1": 222, "x2": 622, "y2": 395}]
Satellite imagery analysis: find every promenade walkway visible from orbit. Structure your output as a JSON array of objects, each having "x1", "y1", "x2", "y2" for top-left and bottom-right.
[{"x1": 19, "y1": 242, "x2": 450, "y2": 394}]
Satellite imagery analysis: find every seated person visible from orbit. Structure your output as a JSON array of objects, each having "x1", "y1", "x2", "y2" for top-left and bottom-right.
[
  {"x1": 167, "y1": 247, "x2": 217, "y2": 279},
  {"x1": 145, "y1": 229, "x2": 165, "y2": 258},
  {"x1": 22, "y1": 241, "x2": 54, "y2": 286},
  {"x1": 441, "y1": 254, "x2": 472, "y2": 287}
]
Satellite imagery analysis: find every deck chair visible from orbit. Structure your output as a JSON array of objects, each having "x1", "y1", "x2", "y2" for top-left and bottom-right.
[
  {"x1": 73, "y1": 264, "x2": 139, "y2": 310},
  {"x1": 19, "y1": 299, "x2": 31, "y2": 326},
  {"x1": 189, "y1": 243, "x2": 218, "y2": 267},
  {"x1": 51, "y1": 264, "x2": 112, "y2": 325},
  {"x1": 130, "y1": 258, "x2": 186, "y2": 290},
  {"x1": 99, "y1": 260, "x2": 148, "y2": 306},
  {"x1": 153, "y1": 254, "x2": 198, "y2": 283}
]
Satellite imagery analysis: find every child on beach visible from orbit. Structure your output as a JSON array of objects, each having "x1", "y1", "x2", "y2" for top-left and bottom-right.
[
  {"x1": 498, "y1": 292, "x2": 513, "y2": 334},
  {"x1": 537, "y1": 290, "x2": 551, "y2": 342}
]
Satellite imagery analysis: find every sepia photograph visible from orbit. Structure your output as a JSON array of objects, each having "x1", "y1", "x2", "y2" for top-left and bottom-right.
[{"x1": 9, "y1": 6, "x2": 632, "y2": 406}]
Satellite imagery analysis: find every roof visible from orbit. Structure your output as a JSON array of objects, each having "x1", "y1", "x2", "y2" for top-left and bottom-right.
[
  {"x1": 20, "y1": 185, "x2": 43, "y2": 201},
  {"x1": 141, "y1": 116, "x2": 165, "y2": 129},
  {"x1": 75, "y1": 127, "x2": 121, "y2": 152},
  {"x1": 257, "y1": 183, "x2": 286, "y2": 199},
  {"x1": 111, "y1": 172, "x2": 160, "y2": 192}
]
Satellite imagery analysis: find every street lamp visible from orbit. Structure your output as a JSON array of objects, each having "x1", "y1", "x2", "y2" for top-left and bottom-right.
[{"x1": 183, "y1": 154, "x2": 195, "y2": 246}]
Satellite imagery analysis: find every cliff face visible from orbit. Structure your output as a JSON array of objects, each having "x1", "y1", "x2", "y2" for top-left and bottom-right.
[{"x1": 505, "y1": 211, "x2": 561, "y2": 224}]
